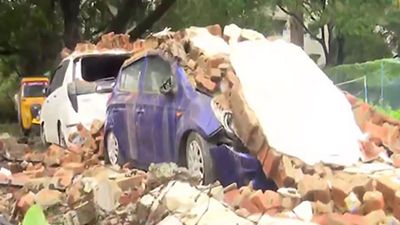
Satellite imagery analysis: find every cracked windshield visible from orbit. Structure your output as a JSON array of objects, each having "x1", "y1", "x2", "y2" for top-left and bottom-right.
[{"x1": 0, "y1": 0, "x2": 400, "y2": 225}]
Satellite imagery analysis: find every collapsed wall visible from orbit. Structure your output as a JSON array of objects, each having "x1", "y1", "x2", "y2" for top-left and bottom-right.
[{"x1": 129, "y1": 24, "x2": 364, "y2": 167}]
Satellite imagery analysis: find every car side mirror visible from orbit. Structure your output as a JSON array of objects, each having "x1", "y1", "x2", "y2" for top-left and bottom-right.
[{"x1": 160, "y1": 76, "x2": 177, "y2": 95}]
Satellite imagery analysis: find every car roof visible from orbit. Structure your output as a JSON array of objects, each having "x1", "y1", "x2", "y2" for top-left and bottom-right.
[
  {"x1": 122, "y1": 49, "x2": 173, "y2": 69},
  {"x1": 21, "y1": 77, "x2": 49, "y2": 83},
  {"x1": 62, "y1": 49, "x2": 132, "y2": 63}
]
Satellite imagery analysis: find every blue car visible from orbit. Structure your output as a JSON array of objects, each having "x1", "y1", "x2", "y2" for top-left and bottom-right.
[{"x1": 104, "y1": 51, "x2": 271, "y2": 189}]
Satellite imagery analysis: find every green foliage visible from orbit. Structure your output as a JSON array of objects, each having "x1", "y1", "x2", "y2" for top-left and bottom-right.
[
  {"x1": 326, "y1": 58, "x2": 400, "y2": 84},
  {"x1": 376, "y1": 106, "x2": 400, "y2": 120},
  {"x1": 155, "y1": 0, "x2": 283, "y2": 35},
  {"x1": 0, "y1": 74, "x2": 18, "y2": 123}
]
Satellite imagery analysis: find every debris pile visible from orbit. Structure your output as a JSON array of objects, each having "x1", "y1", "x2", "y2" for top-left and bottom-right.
[{"x1": 0, "y1": 25, "x2": 400, "y2": 225}]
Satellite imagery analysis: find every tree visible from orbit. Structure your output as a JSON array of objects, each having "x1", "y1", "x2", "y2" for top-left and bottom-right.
[{"x1": 270, "y1": 0, "x2": 394, "y2": 66}]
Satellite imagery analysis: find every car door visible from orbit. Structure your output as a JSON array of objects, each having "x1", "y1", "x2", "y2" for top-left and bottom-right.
[
  {"x1": 136, "y1": 55, "x2": 178, "y2": 167},
  {"x1": 108, "y1": 58, "x2": 145, "y2": 163},
  {"x1": 41, "y1": 60, "x2": 69, "y2": 143}
]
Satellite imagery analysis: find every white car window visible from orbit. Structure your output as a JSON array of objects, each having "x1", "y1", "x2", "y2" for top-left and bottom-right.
[{"x1": 119, "y1": 59, "x2": 144, "y2": 93}]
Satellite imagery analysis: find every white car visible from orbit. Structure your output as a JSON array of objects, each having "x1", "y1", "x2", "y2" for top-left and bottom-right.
[{"x1": 40, "y1": 50, "x2": 130, "y2": 147}]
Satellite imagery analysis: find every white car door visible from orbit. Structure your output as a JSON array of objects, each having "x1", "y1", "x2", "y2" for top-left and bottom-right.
[{"x1": 41, "y1": 60, "x2": 70, "y2": 144}]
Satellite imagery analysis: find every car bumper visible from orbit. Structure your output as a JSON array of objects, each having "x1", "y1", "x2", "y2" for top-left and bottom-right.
[{"x1": 210, "y1": 145, "x2": 276, "y2": 191}]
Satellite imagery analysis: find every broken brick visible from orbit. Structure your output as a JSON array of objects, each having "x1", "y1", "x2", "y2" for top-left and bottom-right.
[
  {"x1": 376, "y1": 176, "x2": 400, "y2": 209},
  {"x1": 116, "y1": 175, "x2": 143, "y2": 192},
  {"x1": 365, "y1": 210, "x2": 386, "y2": 225},
  {"x1": 298, "y1": 175, "x2": 331, "y2": 204},
  {"x1": 394, "y1": 191, "x2": 400, "y2": 220},
  {"x1": 223, "y1": 188, "x2": 242, "y2": 208},
  {"x1": 272, "y1": 155, "x2": 296, "y2": 188},
  {"x1": 17, "y1": 192, "x2": 35, "y2": 215},
  {"x1": 195, "y1": 73, "x2": 216, "y2": 92},
  {"x1": 312, "y1": 201, "x2": 333, "y2": 215},
  {"x1": 331, "y1": 178, "x2": 353, "y2": 209},
  {"x1": 63, "y1": 162, "x2": 85, "y2": 176},
  {"x1": 206, "y1": 24, "x2": 222, "y2": 36},
  {"x1": 53, "y1": 168, "x2": 74, "y2": 188},
  {"x1": 44, "y1": 144, "x2": 65, "y2": 167},
  {"x1": 257, "y1": 147, "x2": 281, "y2": 179},
  {"x1": 361, "y1": 191, "x2": 384, "y2": 215}
]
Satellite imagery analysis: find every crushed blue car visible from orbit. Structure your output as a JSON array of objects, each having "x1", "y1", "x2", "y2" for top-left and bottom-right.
[{"x1": 104, "y1": 51, "x2": 273, "y2": 190}]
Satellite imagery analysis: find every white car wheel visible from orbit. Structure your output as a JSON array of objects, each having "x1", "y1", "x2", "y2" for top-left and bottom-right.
[
  {"x1": 186, "y1": 139, "x2": 205, "y2": 179},
  {"x1": 107, "y1": 132, "x2": 119, "y2": 166}
]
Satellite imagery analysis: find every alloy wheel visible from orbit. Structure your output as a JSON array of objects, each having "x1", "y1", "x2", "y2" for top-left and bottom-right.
[
  {"x1": 186, "y1": 139, "x2": 205, "y2": 179},
  {"x1": 107, "y1": 132, "x2": 119, "y2": 166}
]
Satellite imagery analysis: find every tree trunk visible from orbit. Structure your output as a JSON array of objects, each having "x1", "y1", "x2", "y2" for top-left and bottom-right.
[
  {"x1": 336, "y1": 35, "x2": 345, "y2": 65},
  {"x1": 289, "y1": 10, "x2": 304, "y2": 48},
  {"x1": 129, "y1": 0, "x2": 176, "y2": 40},
  {"x1": 59, "y1": 0, "x2": 82, "y2": 49}
]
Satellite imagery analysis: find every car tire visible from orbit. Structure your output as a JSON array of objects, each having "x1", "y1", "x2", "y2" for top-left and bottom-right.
[
  {"x1": 105, "y1": 131, "x2": 121, "y2": 166},
  {"x1": 58, "y1": 123, "x2": 66, "y2": 148},
  {"x1": 186, "y1": 132, "x2": 216, "y2": 184}
]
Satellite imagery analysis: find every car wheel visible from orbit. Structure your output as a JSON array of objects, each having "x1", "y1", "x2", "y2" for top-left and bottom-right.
[
  {"x1": 105, "y1": 131, "x2": 120, "y2": 166},
  {"x1": 58, "y1": 123, "x2": 66, "y2": 148},
  {"x1": 186, "y1": 132, "x2": 216, "y2": 184},
  {"x1": 19, "y1": 116, "x2": 30, "y2": 137}
]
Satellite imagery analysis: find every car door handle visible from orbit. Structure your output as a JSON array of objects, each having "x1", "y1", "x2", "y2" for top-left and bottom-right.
[{"x1": 136, "y1": 108, "x2": 145, "y2": 114}]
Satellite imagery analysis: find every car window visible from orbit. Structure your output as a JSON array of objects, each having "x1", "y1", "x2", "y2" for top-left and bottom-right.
[
  {"x1": 119, "y1": 59, "x2": 144, "y2": 93},
  {"x1": 49, "y1": 60, "x2": 69, "y2": 94},
  {"x1": 143, "y1": 56, "x2": 173, "y2": 94}
]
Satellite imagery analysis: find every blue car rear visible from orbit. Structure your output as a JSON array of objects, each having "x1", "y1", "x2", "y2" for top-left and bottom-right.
[{"x1": 104, "y1": 52, "x2": 271, "y2": 189}]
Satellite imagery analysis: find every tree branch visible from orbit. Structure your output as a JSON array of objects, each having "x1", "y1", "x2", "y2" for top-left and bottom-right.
[
  {"x1": 129, "y1": 0, "x2": 176, "y2": 40},
  {"x1": 107, "y1": 0, "x2": 147, "y2": 34},
  {"x1": 277, "y1": 3, "x2": 322, "y2": 42}
]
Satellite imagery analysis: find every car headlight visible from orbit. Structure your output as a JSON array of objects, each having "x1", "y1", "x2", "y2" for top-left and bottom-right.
[{"x1": 211, "y1": 99, "x2": 237, "y2": 136}]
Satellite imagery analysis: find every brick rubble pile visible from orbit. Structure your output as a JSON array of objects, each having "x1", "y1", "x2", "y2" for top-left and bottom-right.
[{"x1": 0, "y1": 25, "x2": 399, "y2": 225}]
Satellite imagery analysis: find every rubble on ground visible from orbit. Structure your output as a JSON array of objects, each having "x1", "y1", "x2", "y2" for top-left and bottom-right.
[{"x1": 1, "y1": 25, "x2": 400, "y2": 224}]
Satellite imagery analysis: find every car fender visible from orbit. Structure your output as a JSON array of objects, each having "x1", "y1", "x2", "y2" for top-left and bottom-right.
[{"x1": 175, "y1": 92, "x2": 221, "y2": 154}]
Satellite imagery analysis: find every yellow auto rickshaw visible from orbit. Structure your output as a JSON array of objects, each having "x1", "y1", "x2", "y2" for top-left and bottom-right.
[{"x1": 16, "y1": 77, "x2": 49, "y2": 136}]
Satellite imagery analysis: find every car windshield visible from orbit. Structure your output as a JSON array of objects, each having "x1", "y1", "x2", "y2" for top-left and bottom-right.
[{"x1": 22, "y1": 82, "x2": 47, "y2": 97}]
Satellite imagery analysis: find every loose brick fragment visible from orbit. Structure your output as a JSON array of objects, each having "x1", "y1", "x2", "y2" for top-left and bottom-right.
[
  {"x1": 223, "y1": 188, "x2": 242, "y2": 208},
  {"x1": 116, "y1": 175, "x2": 143, "y2": 192},
  {"x1": 331, "y1": 178, "x2": 353, "y2": 209},
  {"x1": 392, "y1": 153, "x2": 400, "y2": 168},
  {"x1": 351, "y1": 176, "x2": 374, "y2": 200},
  {"x1": 257, "y1": 147, "x2": 281, "y2": 179},
  {"x1": 272, "y1": 155, "x2": 296, "y2": 188},
  {"x1": 394, "y1": 191, "x2": 400, "y2": 220},
  {"x1": 44, "y1": 144, "x2": 65, "y2": 167},
  {"x1": 53, "y1": 168, "x2": 74, "y2": 188},
  {"x1": 195, "y1": 73, "x2": 216, "y2": 92},
  {"x1": 362, "y1": 191, "x2": 384, "y2": 215},
  {"x1": 376, "y1": 176, "x2": 400, "y2": 209},
  {"x1": 298, "y1": 175, "x2": 331, "y2": 204},
  {"x1": 365, "y1": 210, "x2": 386, "y2": 225},
  {"x1": 17, "y1": 192, "x2": 35, "y2": 215},
  {"x1": 63, "y1": 162, "x2": 85, "y2": 176},
  {"x1": 312, "y1": 201, "x2": 333, "y2": 215},
  {"x1": 206, "y1": 24, "x2": 222, "y2": 36}
]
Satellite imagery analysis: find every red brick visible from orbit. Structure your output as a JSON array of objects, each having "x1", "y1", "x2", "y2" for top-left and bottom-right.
[
  {"x1": 362, "y1": 191, "x2": 384, "y2": 214},
  {"x1": 249, "y1": 190, "x2": 267, "y2": 210},
  {"x1": 392, "y1": 154, "x2": 400, "y2": 168},
  {"x1": 360, "y1": 141, "x2": 385, "y2": 162},
  {"x1": 239, "y1": 197, "x2": 260, "y2": 214},
  {"x1": 364, "y1": 210, "x2": 386, "y2": 225},
  {"x1": 44, "y1": 144, "x2": 65, "y2": 166},
  {"x1": 351, "y1": 176, "x2": 374, "y2": 201},
  {"x1": 223, "y1": 188, "x2": 242, "y2": 208},
  {"x1": 62, "y1": 152, "x2": 83, "y2": 164},
  {"x1": 272, "y1": 156, "x2": 296, "y2": 188},
  {"x1": 342, "y1": 213, "x2": 366, "y2": 225},
  {"x1": 331, "y1": 178, "x2": 353, "y2": 209},
  {"x1": 394, "y1": 191, "x2": 400, "y2": 220},
  {"x1": 116, "y1": 175, "x2": 143, "y2": 192},
  {"x1": 376, "y1": 176, "x2": 400, "y2": 209},
  {"x1": 206, "y1": 24, "x2": 222, "y2": 36},
  {"x1": 263, "y1": 190, "x2": 282, "y2": 215},
  {"x1": 195, "y1": 73, "x2": 216, "y2": 92},
  {"x1": 17, "y1": 192, "x2": 35, "y2": 215},
  {"x1": 298, "y1": 175, "x2": 331, "y2": 204},
  {"x1": 66, "y1": 182, "x2": 82, "y2": 207},
  {"x1": 54, "y1": 168, "x2": 74, "y2": 188},
  {"x1": 258, "y1": 147, "x2": 281, "y2": 178},
  {"x1": 63, "y1": 162, "x2": 85, "y2": 175},
  {"x1": 210, "y1": 68, "x2": 222, "y2": 82},
  {"x1": 312, "y1": 201, "x2": 333, "y2": 215},
  {"x1": 23, "y1": 164, "x2": 45, "y2": 178}
]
